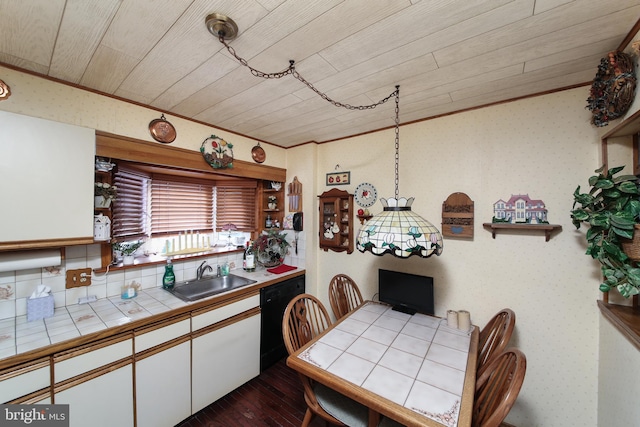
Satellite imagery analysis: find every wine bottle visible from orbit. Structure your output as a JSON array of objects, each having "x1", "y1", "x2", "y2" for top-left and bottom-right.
[{"x1": 243, "y1": 241, "x2": 256, "y2": 272}]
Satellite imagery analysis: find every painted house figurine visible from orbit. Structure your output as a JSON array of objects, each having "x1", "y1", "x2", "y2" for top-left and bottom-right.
[{"x1": 492, "y1": 194, "x2": 548, "y2": 224}]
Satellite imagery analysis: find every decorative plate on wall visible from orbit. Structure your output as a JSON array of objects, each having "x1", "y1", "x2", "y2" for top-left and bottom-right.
[
  {"x1": 355, "y1": 182, "x2": 377, "y2": 207},
  {"x1": 0, "y1": 79, "x2": 11, "y2": 100},
  {"x1": 251, "y1": 143, "x2": 266, "y2": 163},
  {"x1": 148, "y1": 114, "x2": 176, "y2": 143},
  {"x1": 200, "y1": 134, "x2": 234, "y2": 169}
]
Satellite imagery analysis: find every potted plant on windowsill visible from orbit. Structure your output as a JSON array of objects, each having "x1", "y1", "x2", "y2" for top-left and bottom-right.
[
  {"x1": 112, "y1": 240, "x2": 145, "y2": 265},
  {"x1": 571, "y1": 165, "x2": 640, "y2": 298},
  {"x1": 95, "y1": 182, "x2": 117, "y2": 208}
]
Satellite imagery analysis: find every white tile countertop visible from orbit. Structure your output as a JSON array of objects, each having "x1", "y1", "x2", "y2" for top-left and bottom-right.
[{"x1": 0, "y1": 268, "x2": 303, "y2": 360}]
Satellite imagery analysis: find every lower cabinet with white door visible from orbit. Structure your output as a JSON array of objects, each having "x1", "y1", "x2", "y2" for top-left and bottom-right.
[
  {"x1": 53, "y1": 334, "x2": 134, "y2": 427},
  {"x1": 134, "y1": 314, "x2": 191, "y2": 427},
  {"x1": 191, "y1": 293, "x2": 261, "y2": 414},
  {"x1": 1, "y1": 358, "x2": 51, "y2": 404}
]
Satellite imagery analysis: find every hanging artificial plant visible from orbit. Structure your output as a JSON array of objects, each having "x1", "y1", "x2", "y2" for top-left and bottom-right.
[{"x1": 570, "y1": 165, "x2": 640, "y2": 298}]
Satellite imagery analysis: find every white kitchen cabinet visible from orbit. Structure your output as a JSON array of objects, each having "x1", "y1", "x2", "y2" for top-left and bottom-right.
[
  {"x1": 0, "y1": 110, "x2": 95, "y2": 248},
  {"x1": 54, "y1": 362, "x2": 133, "y2": 427},
  {"x1": 0, "y1": 358, "x2": 50, "y2": 403},
  {"x1": 53, "y1": 334, "x2": 133, "y2": 427},
  {"x1": 135, "y1": 316, "x2": 191, "y2": 427},
  {"x1": 191, "y1": 294, "x2": 261, "y2": 413}
]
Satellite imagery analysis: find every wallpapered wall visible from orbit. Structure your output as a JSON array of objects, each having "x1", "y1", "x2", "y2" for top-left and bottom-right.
[
  {"x1": 311, "y1": 87, "x2": 612, "y2": 426},
  {"x1": 0, "y1": 63, "x2": 637, "y2": 425}
]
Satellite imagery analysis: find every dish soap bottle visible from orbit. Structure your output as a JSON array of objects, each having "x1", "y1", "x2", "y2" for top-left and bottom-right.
[
  {"x1": 163, "y1": 259, "x2": 175, "y2": 289},
  {"x1": 243, "y1": 241, "x2": 256, "y2": 272}
]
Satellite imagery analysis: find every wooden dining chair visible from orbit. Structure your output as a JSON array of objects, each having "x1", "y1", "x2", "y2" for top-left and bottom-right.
[
  {"x1": 477, "y1": 309, "x2": 516, "y2": 371},
  {"x1": 328, "y1": 274, "x2": 364, "y2": 320},
  {"x1": 282, "y1": 294, "x2": 368, "y2": 427},
  {"x1": 473, "y1": 348, "x2": 527, "y2": 427}
]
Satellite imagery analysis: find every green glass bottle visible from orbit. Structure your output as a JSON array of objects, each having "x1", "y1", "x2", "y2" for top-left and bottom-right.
[{"x1": 163, "y1": 259, "x2": 175, "y2": 289}]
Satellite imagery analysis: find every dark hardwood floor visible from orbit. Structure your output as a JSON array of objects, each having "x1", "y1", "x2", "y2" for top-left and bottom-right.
[{"x1": 176, "y1": 358, "x2": 325, "y2": 427}]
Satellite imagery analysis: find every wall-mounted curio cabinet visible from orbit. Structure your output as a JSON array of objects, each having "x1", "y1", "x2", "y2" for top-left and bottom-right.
[{"x1": 318, "y1": 188, "x2": 353, "y2": 254}]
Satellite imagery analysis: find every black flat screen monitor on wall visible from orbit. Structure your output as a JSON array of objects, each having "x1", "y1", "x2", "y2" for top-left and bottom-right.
[{"x1": 378, "y1": 269, "x2": 434, "y2": 315}]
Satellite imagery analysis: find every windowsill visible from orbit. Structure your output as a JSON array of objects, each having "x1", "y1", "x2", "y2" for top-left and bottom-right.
[
  {"x1": 597, "y1": 300, "x2": 640, "y2": 351},
  {"x1": 94, "y1": 246, "x2": 245, "y2": 273}
]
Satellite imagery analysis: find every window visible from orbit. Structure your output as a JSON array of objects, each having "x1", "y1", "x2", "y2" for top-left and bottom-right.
[
  {"x1": 112, "y1": 165, "x2": 257, "y2": 243},
  {"x1": 151, "y1": 176, "x2": 214, "y2": 236},
  {"x1": 112, "y1": 166, "x2": 149, "y2": 241},
  {"x1": 215, "y1": 184, "x2": 257, "y2": 231}
]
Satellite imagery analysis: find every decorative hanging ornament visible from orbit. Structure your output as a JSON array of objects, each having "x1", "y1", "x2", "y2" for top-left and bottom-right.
[
  {"x1": 0, "y1": 79, "x2": 11, "y2": 100},
  {"x1": 200, "y1": 135, "x2": 234, "y2": 169},
  {"x1": 251, "y1": 142, "x2": 266, "y2": 163},
  {"x1": 586, "y1": 51, "x2": 637, "y2": 127},
  {"x1": 148, "y1": 113, "x2": 176, "y2": 143}
]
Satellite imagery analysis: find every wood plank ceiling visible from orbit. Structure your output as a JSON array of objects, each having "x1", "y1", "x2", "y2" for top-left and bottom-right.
[{"x1": 0, "y1": 0, "x2": 638, "y2": 148}]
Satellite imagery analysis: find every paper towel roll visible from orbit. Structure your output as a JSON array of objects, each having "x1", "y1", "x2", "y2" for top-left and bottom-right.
[
  {"x1": 447, "y1": 310, "x2": 458, "y2": 328},
  {"x1": 0, "y1": 249, "x2": 61, "y2": 273},
  {"x1": 458, "y1": 310, "x2": 471, "y2": 331}
]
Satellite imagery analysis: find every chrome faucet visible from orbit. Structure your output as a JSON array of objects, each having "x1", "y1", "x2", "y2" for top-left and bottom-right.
[{"x1": 196, "y1": 261, "x2": 213, "y2": 280}]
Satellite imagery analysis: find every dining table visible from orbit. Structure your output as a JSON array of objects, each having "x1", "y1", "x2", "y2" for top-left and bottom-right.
[{"x1": 286, "y1": 301, "x2": 479, "y2": 427}]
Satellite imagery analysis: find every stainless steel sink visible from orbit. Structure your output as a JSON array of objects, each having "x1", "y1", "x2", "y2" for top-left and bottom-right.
[{"x1": 165, "y1": 274, "x2": 257, "y2": 302}]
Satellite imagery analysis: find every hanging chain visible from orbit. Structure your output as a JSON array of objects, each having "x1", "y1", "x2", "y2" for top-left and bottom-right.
[
  {"x1": 394, "y1": 86, "x2": 400, "y2": 201},
  {"x1": 220, "y1": 36, "x2": 294, "y2": 79},
  {"x1": 219, "y1": 35, "x2": 398, "y2": 110}
]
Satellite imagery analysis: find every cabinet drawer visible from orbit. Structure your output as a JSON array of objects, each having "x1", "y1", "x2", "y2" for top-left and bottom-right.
[
  {"x1": 0, "y1": 358, "x2": 50, "y2": 403},
  {"x1": 135, "y1": 316, "x2": 190, "y2": 353},
  {"x1": 192, "y1": 294, "x2": 259, "y2": 331},
  {"x1": 54, "y1": 335, "x2": 132, "y2": 383}
]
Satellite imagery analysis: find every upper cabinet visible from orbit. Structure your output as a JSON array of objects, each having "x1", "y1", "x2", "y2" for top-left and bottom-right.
[{"x1": 0, "y1": 110, "x2": 95, "y2": 250}]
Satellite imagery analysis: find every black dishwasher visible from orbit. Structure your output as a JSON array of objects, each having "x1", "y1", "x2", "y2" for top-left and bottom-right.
[{"x1": 260, "y1": 274, "x2": 305, "y2": 371}]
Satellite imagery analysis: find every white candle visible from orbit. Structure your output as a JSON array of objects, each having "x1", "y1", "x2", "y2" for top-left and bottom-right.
[
  {"x1": 458, "y1": 310, "x2": 471, "y2": 331},
  {"x1": 165, "y1": 240, "x2": 169, "y2": 254},
  {"x1": 447, "y1": 310, "x2": 458, "y2": 328},
  {"x1": 172, "y1": 238, "x2": 176, "y2": 253}
]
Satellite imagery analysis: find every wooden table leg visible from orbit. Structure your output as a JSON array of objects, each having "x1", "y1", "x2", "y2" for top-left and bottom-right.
[{"x1": 368, "y1": 408, "x2": 381, "y2": 427}]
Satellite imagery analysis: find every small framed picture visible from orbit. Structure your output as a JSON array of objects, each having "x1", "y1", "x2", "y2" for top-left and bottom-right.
[{"x1": 326, "y1": 171, "x2": 350, "y2": 185}]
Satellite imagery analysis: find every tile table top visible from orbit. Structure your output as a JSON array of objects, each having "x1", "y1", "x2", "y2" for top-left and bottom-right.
[{"x1": 295, "y1": 301, "x2": 477, "y2": 427}]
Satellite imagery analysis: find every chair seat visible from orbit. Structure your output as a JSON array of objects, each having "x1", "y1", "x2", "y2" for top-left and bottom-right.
[{"x1": 314, "y1": 382, "x2": 369, "y2": 427}]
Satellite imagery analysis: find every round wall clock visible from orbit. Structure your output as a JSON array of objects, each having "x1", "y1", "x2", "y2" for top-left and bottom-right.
[{"x1": 355, "y1": 182, "x2": 377, "y2": 207}]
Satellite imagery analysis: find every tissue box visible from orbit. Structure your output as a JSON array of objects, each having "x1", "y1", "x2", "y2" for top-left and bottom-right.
[{"x1": 27, "y1": 294, "x2": 54, "y2": 322}]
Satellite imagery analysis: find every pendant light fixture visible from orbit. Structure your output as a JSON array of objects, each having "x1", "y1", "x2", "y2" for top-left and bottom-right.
[
  {"x1": 355, "y1": 87, "x2": 443, "y2": 258},
  {"x1": 205, "y1": 13, "x2": 443, "y2": 258}
]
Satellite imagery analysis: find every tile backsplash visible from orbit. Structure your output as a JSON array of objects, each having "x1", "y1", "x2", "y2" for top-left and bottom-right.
[{"x1": 0, "y1": 229, "x2": 305, "y2": 321}]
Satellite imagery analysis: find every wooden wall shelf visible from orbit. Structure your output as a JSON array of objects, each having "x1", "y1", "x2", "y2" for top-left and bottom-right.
[
  {"x1": 356, "y1": 215, "x2": 372, "y2": 225},
  {"x1": 598, "y1": 300, "x2": 640, "y2": 351},
  {"x1": 483, "y1": 223, "x2": 562, "y2": 241}
]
